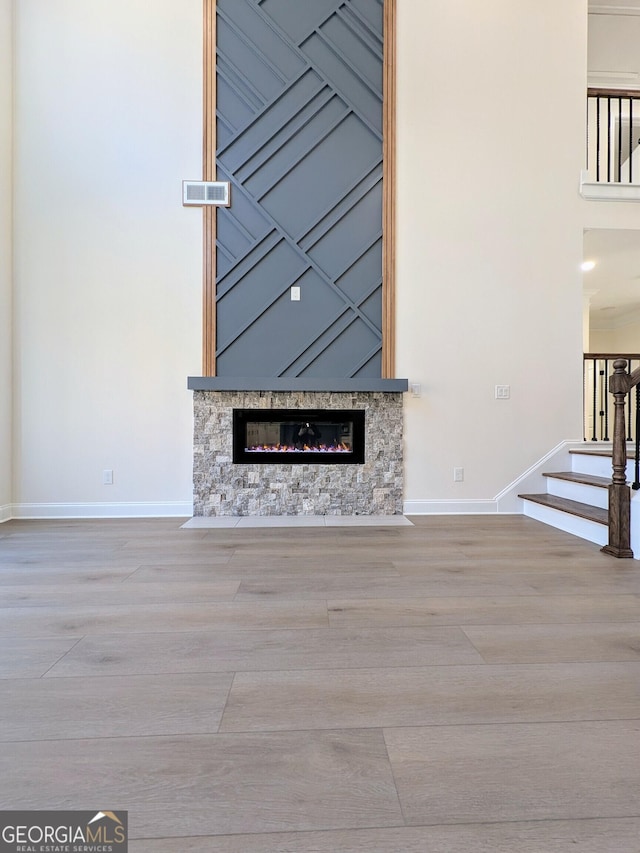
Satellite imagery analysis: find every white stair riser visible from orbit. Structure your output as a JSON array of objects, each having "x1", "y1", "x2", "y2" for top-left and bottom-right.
[
  {"x1": 571, "y1": 453, "x2": 635, "y2": 480},
  {"x1": 631, "y1": 497, "x2": 640, "y2": 558},
  {"x1": 545, "y1": 479, "x2": 608, "y2": 510},
  {"x1": 522, "y1": 500, "x2": 608, "y2": 546}
]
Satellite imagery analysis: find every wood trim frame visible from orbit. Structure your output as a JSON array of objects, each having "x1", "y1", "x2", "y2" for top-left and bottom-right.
[
  {"x1": 201, "y1": 0, "x2": 397, "y2": 378},
  {"x1": 382, "y1": 0, "x2": 396, "y2": 378},
  {"x1": 587, "y1": 87, "x2": 640, "y2": 98},
  {"x1": 202, "y1": 0, "x2": 216, "y2": 375}
]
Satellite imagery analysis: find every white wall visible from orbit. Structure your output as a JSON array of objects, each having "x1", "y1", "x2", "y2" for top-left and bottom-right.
[
  {"x1": 591, "y1": 321, "x2": 640, "y2": 352},
  {"x1": 11, "y1": 0, "x2": 592, "y2": 516},
  {"x1": 13, "y1": 0, "x2": 202, "y2": 515},
  {"x1": 396, "y1": 0, "x2": 588, "y2": 511},
  {"x1": 589, "y1": 328, "x2": 616, "y2": 351},
  {"x1": 0, "y1": 0, "x2": 12, "y2": 520}
]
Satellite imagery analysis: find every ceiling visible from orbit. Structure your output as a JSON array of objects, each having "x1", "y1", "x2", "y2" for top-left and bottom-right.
[{"x1": 588, "y1": 0, "x2": 640, "y2": 10}]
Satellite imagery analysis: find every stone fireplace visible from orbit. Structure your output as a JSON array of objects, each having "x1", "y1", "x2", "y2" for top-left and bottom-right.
[{"x1": 189, "y1": 380, "x2": 407, "y2": 517}]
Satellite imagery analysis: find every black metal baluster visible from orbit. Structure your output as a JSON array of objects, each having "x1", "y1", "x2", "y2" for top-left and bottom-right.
[
  {"x1": 599, "y1": 367, "x2": 607, "y2": 439},
  {"x1": 608, "y1": 98, "x2": 612, "y2": 182},
  {"x1": 634, "y1": 384, "x2": 640, "y2": 489},
  {"x1": 628, "y1": 386, "x2": 634, "y2": 441},
  {"x1": 583, "y1": 357, "x2": 588, "y2": 441},
  {"x1": 630, "y1": 98, "x2": 634, "y2": 183},
  {"x1": 603, "y1": 359, "x2": 610, "y2": 440},
  {"x1": 618, "y1": 97, "x2": 623, "y2": 182},
  {"x1": 596, "y1": 97, "x2": 601, "y2": 181},
  {"x1": 596, "y1": 98, "x2": 601, "y2": 181},
  {"x1": 586, "y1": 98, "x2": 590, "y2": 172},
  {"x1": 592, "y1": 358, "x2": 598, "y2": 440}
]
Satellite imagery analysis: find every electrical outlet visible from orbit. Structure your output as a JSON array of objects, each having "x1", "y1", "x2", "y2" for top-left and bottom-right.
[
  {"x1": 103, "y1": 469, "x2": 114, "y2": 485},
  {"x1": 290, "y1": 286, "x2": 301, "y2": 301},
  {"x1": 495, "y1": 385, "x2": 510, "y2": 400},
  {"x1": 410, "y1": 383, "x2": 421, "y2": 397},
  {"x1": 454, "y1": 467, "x2": 464, "y2": 482}
]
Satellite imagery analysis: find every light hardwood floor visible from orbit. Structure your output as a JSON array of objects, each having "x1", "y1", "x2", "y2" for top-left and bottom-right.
[{"x1": 0, "y1": 515, "x2": 639, "y2": 852}]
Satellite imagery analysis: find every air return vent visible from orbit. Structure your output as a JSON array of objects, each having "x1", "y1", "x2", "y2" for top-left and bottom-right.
[{"x1": 182, "y1": 181, "x2": 231, "y2": 206}]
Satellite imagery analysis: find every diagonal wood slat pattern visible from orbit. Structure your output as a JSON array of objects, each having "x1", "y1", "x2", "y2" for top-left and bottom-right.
[{"x1": 215, "y1": 0, "x2": 384, "y2": 378}]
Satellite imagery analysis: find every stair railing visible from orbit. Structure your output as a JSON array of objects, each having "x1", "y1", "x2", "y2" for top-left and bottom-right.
[
  {"x1": 583, "y1": 354, "x2": 640, "y2": 442},
  {"x1": 603, "y1": 359, "x2": 640, "y2": 558},
  {"x1": 587, "y1": 88, "x2": 640, "y2": 183}
]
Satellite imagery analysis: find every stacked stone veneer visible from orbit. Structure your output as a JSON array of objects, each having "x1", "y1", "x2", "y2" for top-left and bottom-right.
[{"x1": 193, "y1": 390, "x2": 404, "y2": 516}]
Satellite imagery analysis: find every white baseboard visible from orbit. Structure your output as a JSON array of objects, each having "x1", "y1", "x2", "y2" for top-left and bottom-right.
[
  {"x1": 0, "y1": 504, "x2": 12, "y2": 523},
  {"x1": 10, "y1": 501, "x2": 193, "y2": 519}
]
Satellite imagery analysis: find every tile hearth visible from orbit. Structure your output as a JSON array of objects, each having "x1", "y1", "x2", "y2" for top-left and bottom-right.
[{"x1": 182, "y1": 515, "x2": 414, "y2": 529}]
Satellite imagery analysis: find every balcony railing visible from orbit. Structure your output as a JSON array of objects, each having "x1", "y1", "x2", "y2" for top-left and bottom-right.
[
  {"x1": 583, "y1": 353, "x2": 640, "y2": 442},
  {"x1": 586, "y1": 88, "x2": 640, "y2": 183}
]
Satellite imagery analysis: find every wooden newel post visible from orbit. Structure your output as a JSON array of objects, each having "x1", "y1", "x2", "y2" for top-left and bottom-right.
[{"x1": 602, "y1": 359, "x2": 634, "y2": 558}]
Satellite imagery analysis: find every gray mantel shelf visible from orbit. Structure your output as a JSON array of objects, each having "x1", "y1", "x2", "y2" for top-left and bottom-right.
[{"x1": 188, "y1": 377, "x2": 409, "y2": 393}]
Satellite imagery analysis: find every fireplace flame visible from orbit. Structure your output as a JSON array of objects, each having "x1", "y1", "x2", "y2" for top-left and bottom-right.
[{"x1": 245, "y1": 442, "x2": 352, "y2": 454}]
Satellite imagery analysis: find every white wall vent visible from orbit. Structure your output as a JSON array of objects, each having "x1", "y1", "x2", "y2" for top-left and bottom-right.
[{"x1": 182, "y1": 181, "x2": 231, "y2": 206}]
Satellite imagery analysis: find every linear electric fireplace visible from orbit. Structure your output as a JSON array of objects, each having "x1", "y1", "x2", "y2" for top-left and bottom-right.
[{"x1": 233, "y1": 409, "x2": 365, "y2": 464}]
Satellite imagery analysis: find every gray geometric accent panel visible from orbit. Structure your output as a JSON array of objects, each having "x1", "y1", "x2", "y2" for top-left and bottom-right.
[{"x1": 215, "y1": 0, "x2": 384, "y2": 378}]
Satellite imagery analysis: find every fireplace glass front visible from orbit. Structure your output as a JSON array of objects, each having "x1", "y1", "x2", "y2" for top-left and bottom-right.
[{"x1": 233, "y1": 409, "x2": 365, "y2": 464}]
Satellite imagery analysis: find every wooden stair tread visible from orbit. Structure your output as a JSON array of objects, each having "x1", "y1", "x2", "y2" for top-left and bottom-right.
[
  {"x1": 541, "y1": 471, "x2": 610, "y2": 488},
  {"x1": 570, "y1": 447, "x2": 631, "y2": 459},
  {"x1": 518, "y1": 493, "x2": 608, "y2": 525}
]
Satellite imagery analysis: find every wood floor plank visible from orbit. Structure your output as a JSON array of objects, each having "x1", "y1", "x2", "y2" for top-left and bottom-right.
[
  {"x1": 463, "y1": 623, "x2": 640, "y2": 663},
  {"x1": 327, "y1": 594, "x2": 640, "y2": 627},
  {"x1": 0, "y1": 567, "x2": 140, "y2": 585},
  {"x1": 384, "y1": 721, "x2": 640, "y2": 825},
  {"x1": 0, "y1": 637, "x2": 81, "y2": 678},
  {"x1": 0, "y1": 600, "x2": 328, "y2": 637},
  {"x1": 119, "y1": 551, "x2": 234, "y2": 567},
  {"x1": 0, "y1": 538, "x2": 131, "y2": 554},
  {"x1": 219, "y1": 662, "x2": 640, "y2": 732},
  {"x1": 131, "y1": 563, "x2": 397, "y2": 585},
  {"x1": 0, "y1": 553, "x2": 145, "y2": 567},
  {"x1": 128, "y1": 818, "x2": 640, "y2": 853},
  {"x1": 226, "y1": 555, "x2": 399, "y2": 571},
  {"x1": 0, "y1": 673, "x2": 234, "y2": 741},
  {"x1": 455, "y1": 541, "x2": 611, "y2": 559},
  {"x1": 0, "y1": 581, "x2": 241, "y2": 607},
  {"x1": 44, "y1": 625, "x2": 483, "y2": 677},
  {"x1": 0, "y1": 731, "x2": 404, "y2": 836},
  {"x1": 517, "y1": 569, "x2": 640, "y2": 595},
  {"x1": 235, "y1": 572, "x2": 542, "y2": 599},
  {"x1": 1, "y1": 518, "x2": 187, "y2": 535},
  {"x1": 393, "y1": 552, "x2": 631, "y2": 572}
]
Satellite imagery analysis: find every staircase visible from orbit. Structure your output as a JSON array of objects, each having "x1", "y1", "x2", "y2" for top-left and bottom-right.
[
  {"x1": 528, "y1": 358, "x2": 640, "y2": 558},
  {"x1": 519, "y1": 447, "x2": 626, "y2": 549}
]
